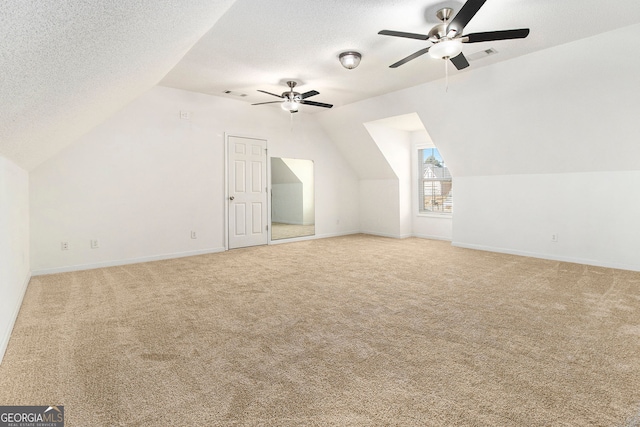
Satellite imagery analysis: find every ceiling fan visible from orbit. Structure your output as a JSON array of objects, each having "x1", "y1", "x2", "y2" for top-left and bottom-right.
[
  {"x1": 379, "y1": 0, "x2": 530, "y2": 70},
  {"x1": 252, "y1": 81, "x2": 333, "y2": 113}
]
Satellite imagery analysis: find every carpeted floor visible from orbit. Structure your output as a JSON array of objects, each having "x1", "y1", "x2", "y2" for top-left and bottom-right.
[{"x1": 1, "y1": 235, "x2": 640, "y2": 426}]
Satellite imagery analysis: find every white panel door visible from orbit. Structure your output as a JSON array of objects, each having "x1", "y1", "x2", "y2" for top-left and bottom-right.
[{"x1": 228, "y1": 136, "x2": 268, "y2": 249}]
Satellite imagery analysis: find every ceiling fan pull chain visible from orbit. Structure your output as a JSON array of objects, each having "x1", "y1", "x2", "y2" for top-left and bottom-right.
[{"x1": 445, "y1": 58, "x2": 449, "y2": 92}]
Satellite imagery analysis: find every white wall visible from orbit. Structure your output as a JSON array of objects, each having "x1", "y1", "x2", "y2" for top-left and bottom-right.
[
  {"x1": 0, "y1": 155, "x2": 30, "y2": 364},
  {"x1": 454, "y1": 172, "x2": 640, "y2": 270},
  {"x1": 359, "y1": 179, "x2": 399, "y2": 238},
  {"x1": 442, "y1": 24, "x2": 640, "y2": 270},
  {"x1": 318, "y1": 23, "x2": 640, "y2": 271},
  {"x1": 363, "y1": 123, "x2": 412, "y2": 238},
  {"x1": 30, "y1": 86, "x2": 359, "y2": 274}
]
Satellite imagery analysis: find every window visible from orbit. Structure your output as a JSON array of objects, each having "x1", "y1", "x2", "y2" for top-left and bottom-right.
[{"x1": 418, "y1": 148, "x2": 452, "y2": 214}]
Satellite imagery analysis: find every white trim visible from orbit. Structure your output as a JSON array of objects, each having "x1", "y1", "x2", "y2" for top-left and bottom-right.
[
  {"x1": 415, "y1": 142, "x2": 437, "y2": 150},
  {"x1": 269, "y1": 230, "x2": 360, "y2": 245},
  {"x1": 359, "y1": 231, "x2": 405, "y2": 239},
  {"x1": 451, "y1": 242, "x2": 640, "y2": 272},
  {"x1": 0, "y1": 272, "x2": 31, "y2": 365},
  {"x1": 413, "y1": 233, "x2": 452, "y2": 242},
  {"x1": 314, "y1": 230, "x2": 360, "y2": 239},
  {"x1": 267, "y1": 155, "x2": 272, "y2": 243},
  {"x1": 417, "y1": 213, "x2": 453, "y2": 219},
  {"x1": 224, "y1": 133, "x2": 229, "y2": 251},
  {"x1": 270, "y1": 234, "x2": 317, "y2": 245},
  {"x1": 31, "y1": 247, "x2": 226, "y2": 276}
]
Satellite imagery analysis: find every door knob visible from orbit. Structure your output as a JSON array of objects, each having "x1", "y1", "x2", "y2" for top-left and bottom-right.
[{"x1": 229, "y1": 196, "x2": 235, "y2": 201}]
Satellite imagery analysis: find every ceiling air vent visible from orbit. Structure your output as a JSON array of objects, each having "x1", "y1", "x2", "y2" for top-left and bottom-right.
[
  {"x1": 223, "y1": 90, "x2": 247, "y2": 97},
  {"x1": 466, "y1": 48, "x2": 498, "y2": 62}
]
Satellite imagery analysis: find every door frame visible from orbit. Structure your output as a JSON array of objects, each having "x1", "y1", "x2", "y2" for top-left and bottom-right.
[{"x1": 224, "y1": 133, "x2": 271, "y2": 249}]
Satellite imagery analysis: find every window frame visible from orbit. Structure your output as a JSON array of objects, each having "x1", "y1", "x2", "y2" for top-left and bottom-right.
[{"x1": 417, "y1": 146, "x2": 452, "y2": 217}]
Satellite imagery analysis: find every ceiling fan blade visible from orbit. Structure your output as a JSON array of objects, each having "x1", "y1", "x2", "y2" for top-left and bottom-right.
[
  {"x1": 378, "y1": 30, "x2": 430, "y2": 41},
  {"x1": 447, "y1": 0, "x2": 487, "y2": 36},
  {"x1": 464, "y1": 28, "x2": 530, "y2": 43},
  {"x1": 251, "y1": 101, "x2": 282, "y2": 106},
  {"x1": 450, "y1": 52, "x2": 470, "y2": 70},
  {"x1": 300, "y1": 90, "x2": 319, "y2": 99},
  {"x1": 300, "y1": 100, "x2": 333, "y2": 109},
  {"x1": 257, "y1": 89, "x2": 284, "y2": 98},
  {"x1": 389, "y1": 46, "x2": 431, "y2": 68}
]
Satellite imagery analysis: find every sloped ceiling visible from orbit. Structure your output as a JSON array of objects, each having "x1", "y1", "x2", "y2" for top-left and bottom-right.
[
  {"x1": 161, "y1": 0, "x2": 640, "y2": 109},
  {"x1": 0, "y1": 0, "x2": 236, "y2": 170},
  {"x1": 3, "y1": 0, "x2": 640, "y2": 171}
]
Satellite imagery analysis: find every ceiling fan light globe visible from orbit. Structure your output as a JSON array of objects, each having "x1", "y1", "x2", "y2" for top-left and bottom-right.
[
  {"x1": 281, "y1": 99, "x2": 300, "y2": 111},
  {"x1": 429, "y1": 39, "x2": 463, "y2": 59}
]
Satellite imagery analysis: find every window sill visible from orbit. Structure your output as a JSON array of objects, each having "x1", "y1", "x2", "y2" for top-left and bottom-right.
[{"x1": 417, "y1": 212, "x2": 453, "y2": 219}]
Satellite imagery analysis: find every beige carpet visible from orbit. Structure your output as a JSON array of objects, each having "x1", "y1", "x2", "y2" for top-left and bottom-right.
[{"x1": 1, "y1": 235, "x2": 640, "y2": 426}]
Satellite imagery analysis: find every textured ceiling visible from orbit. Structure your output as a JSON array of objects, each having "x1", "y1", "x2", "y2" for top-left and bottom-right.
[
  {"x1": 161, "y1": 0, "x2": 640, "y2": 110},
  {"x1": 3, "y1": 0, "x2": 640, "y2": 170},
  {"x1": 0, "y1": 0, "x2": 236, "y2": 170}
]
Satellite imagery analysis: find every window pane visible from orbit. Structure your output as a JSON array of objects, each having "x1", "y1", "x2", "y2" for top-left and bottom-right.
[{"x1": 419, "y1": 148, "x2": 452, "y2": 213}]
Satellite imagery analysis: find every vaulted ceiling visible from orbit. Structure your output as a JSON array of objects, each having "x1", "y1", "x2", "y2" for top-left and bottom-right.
[
  {"x1": 2, "y1": 0, "x2": 640, "y2": 170},
  {"x1": 0, "y1": 0, "x2": 236, "y2": 169},
  {"x1": 161, "y1": 0, "x2": 640, "y2": 108}
]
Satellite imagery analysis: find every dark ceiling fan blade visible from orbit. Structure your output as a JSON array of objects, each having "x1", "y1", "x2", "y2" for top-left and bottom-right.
[
  {"x1": 447, "y1": 0, "x2": 487, "y2": 36},
  {"x1": 300, "y1": 90, "x2": 319, "y2": 99},
  {"x1": 257, "y1": 89, "x2": 283, "y2": 98},
  {"x1": 300, "y1": 100, "x2": 333, "y2": 109},
  {"x1": 389, "y1": 46, "x2": 431, "y2": 68},
  {"x1": 450, "y1": 52, "x2": 470, "y2": 70},
  {"x1": 378, "y1": 30, "x2": 430, "y2": 40},
  {"x1": 464, "y1": 28, "x2": 530, "y2": 43},
  {"x1": 251, "y1": 101, "x2": 282, "y2": 106}
]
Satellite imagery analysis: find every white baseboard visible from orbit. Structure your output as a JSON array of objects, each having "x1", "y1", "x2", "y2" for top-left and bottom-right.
[
  {"x1": 413, "y1": 233, "x2": 452, "y2": 242},
  {"x1": 0, "y1": 271, "x2": 31, "y2": 365},
  {"x1": 270, "y1": 230, "x2": 360, "y2": 245},
  {"x1": 269, "y1": 235, "x2": 317, "y2": 245},
  {"x1": 314, "y1": 230, "x2": 360, "y2": 239},
  {"x1": 359, "y1": 231, "x2": 423, "y2": 239},
  {"x1": 31, "y1": 247, "x2": 227, "y2": 276},
  {"x1": 452, "y1": 242, "x2": 640, "y2": 272},
  {"x1": 359, "y1": 231, "x2": 402, "y2": 239}
]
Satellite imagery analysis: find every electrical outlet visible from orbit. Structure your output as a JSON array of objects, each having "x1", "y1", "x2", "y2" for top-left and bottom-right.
[
  {"x1": 551, "y1": 234, "x2": 558, "y2": 243},
  {"x1": 191, "y1": 231, "x2": 197, "y2": 239},
  {"x1": 180, "y1": 110, "x2": 191, "y2": 120},
  {"x1": 61, "y1": 241, "x2": 69, "y2": 251},
  {"x1": 90, "y1": 239, "x2": 99, "y2": 249}
]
